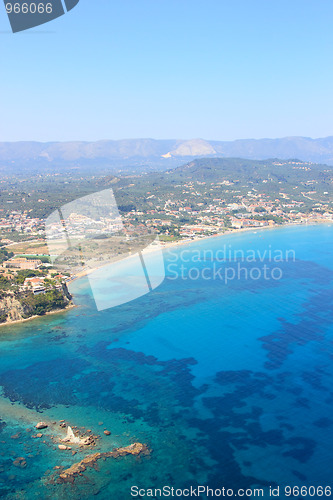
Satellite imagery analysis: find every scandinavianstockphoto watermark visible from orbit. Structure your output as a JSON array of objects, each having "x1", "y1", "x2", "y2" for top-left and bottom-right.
[
  {"x1": 166, "y1": 245, "x2": 296, "y2": 284},
  {"x1": 45, "y1": 189, "x2": 165, "y2": 312}
]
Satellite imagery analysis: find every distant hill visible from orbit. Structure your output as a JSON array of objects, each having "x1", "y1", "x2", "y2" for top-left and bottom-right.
[
  {"x1": 1, "y1": 156, "x2": 333, "y2": 219},
  {"x1": 2, "y1": 136, "x2": 333, "y2": 174},
  {"x1": 119, "y1": 157, "x2": 333, "y2": 216},
  {"x1": 211, "y1": 137, "x2": 333, "y2": 165},
  {"x1": 164, "y1": 157, "x2": 333, "y2": 182}
]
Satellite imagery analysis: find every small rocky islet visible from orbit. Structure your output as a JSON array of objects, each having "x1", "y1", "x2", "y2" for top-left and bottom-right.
[
  {"x1": 52, "y1": 442, "x2": 150, "y2": 484},
  {"x1": 27, "y1": 419, "x2": 149, "y2": 484}
]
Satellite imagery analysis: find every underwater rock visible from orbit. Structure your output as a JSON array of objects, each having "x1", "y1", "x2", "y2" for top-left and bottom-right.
[
  {"x1": 13, "y1": 457, "x2": 27, "y2": 468},
  {"x1": 55, "y1": 443, "x2": 149, "y2": 483},
  {"x1": 79, "y1": 435, "x2": 95, "y2": 446},
  {"x1": 36, "y1": 422, "x2": 48, "y2": 430}
]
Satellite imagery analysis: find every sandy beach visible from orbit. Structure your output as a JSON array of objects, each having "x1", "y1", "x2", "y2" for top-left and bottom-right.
[
  {"x1": 1, "y1": 220, "x2": 329, "y2": 329},
  {"x1": 67, "y1": 222, "x2": 288, "y2": 283}
]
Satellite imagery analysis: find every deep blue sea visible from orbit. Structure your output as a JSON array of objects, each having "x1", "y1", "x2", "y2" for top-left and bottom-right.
[{"x1": 1, "y1": 225, "x2": 333, "y2": 499}]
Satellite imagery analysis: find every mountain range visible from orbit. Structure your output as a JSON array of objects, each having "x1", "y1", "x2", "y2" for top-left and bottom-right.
[{"x1": 2, "y1": 136, "x2": 333, "y2": 174}]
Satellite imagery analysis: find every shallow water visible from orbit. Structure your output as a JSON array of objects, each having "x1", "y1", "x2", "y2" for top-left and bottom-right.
[{"x1": 0, "y1": 225, "x2": 333, "y2": 498}]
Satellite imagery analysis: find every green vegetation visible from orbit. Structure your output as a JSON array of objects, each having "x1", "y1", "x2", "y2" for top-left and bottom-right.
[
  {"x1": 1, "y1": 157, "x2": 333, "y2": 223},
  {"x1": 0, "y1": 311, "x2": 8, "y2": 323},
  {"x1": 158, "y1": 234, "x2": 180, "y2": 242},
  {"x1": 13, "y1": 269, "x2": 47, "y2": 285},
  {"x1": 20, "y1": 289, "x2": 68, "y2": 317},
  {"x1": 0, "y1": 276, "x2": 11, "y2": 290},
  {"x1": 0, "y1": 247, "x2": 13, "y2": 264},
  {"x1": 0, "y1": 267, "x2": 71, "y2": 323},
  {"x1": 1, "y1": 156, "x2": 333, "y2": 246}
]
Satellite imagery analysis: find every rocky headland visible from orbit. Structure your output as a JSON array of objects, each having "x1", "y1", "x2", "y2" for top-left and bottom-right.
[{"x1": 51, "y1": 443, "x2": 149, "y2": 484}]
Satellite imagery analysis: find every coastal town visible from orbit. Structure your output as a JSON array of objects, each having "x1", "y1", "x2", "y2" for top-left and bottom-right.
[
  {"x1": 1, "y1": 160, "x2": 333, "y2": 244},
  {"x1": 125, "y1": 184, "x2": 333, "y2": 239},
  {"x1": 0, "y1": 157, "x2": 333, "y2": 320}
]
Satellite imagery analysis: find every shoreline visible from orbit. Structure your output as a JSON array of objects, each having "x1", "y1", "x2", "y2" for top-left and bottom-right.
[
  {"x1": 67, "y1": 220, "x2": 331, "y2": 285},
  {"x1": 0, "y1": 221, "x2": 330, "y2": 329},
  {"x1": 155, "y1": 219, "x2": 332, "y2": 253},
  {"x1": 0, "y1": 302, "x2": 77, "y2": 329}
]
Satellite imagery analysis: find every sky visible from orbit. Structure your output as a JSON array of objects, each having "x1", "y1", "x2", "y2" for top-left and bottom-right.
[{"x1": 1, "y1": 0, "x2": 333, "y2": 142}]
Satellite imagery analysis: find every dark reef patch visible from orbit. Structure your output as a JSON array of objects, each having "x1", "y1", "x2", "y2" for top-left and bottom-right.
[
  {"x1": 313, "y1": 417, "x2": 333, "y2": 428},
  {"x1": 283, "y1": 437, "x2": 316, "y2": 463}
]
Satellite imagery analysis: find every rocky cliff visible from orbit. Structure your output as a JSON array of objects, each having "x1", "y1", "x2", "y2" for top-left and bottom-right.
[
  {"x1": 0, "y1": 293, "x2": 27, "y2": 323},
  {"x1": 0, "y1": 289, "x2": 72, "y2": 325}
]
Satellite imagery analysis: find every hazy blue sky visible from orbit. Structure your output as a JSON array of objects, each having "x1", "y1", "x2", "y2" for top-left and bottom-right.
[{"x1": 1, "y1": 0, "x2": 333, "y2": 141}]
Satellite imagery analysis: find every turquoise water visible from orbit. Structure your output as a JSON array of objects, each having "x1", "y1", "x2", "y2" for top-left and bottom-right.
[{"x1": 0, "y1": 225, "x2": 333, "y2": 498}]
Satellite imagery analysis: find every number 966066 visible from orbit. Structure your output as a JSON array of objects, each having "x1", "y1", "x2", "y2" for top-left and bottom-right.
[{"x1": 5, "y1": 2, "x2": 53, "y2": 14}]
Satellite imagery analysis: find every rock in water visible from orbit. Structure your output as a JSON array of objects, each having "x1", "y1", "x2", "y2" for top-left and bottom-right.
[
  {"x1": 36, "y1": 422, "x2": 48, "y2": 430},
  {"x1": 66, "y1": 426, "x2": 81, "y2": 444},
  {"x1": 56, "y1": 443, "x2": 149, "y2": 483}
]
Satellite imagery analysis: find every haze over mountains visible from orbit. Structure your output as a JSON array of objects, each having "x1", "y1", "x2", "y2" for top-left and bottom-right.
[{"x1": 2, "y1": 136, "x2": 333, "y2": 174}]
